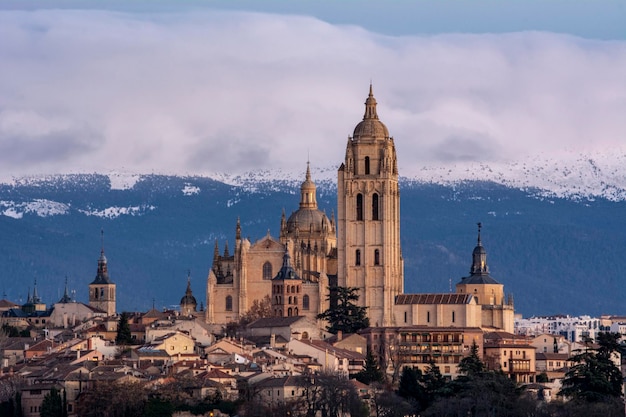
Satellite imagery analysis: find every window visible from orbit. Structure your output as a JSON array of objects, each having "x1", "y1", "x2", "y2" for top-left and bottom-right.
[
  {"x1": 263, "y1": 261, "x2": 273, "y2": 280},
  {"x1": 374, "y1": 249, "x2": 380, "y2": 265},
  {"x1": 452, "y1": 311, "x2": 455, "y2": 323},
  {"x1": 288, "y1": 307, "x2": 293, "y2": 317},
  {"x1": 372, "y1": 193, "x2": 379, "y2": 220},
  {"x1": 225, "y1": 295, "x2": 233, "y2": 311},
  {"x1": 404, "y1": 311, "x2": 407, "y2": 323},
  {"x1": 427, "y1": 311, "x2": 430, "y2": 323},
  {"x1": 365, "y1": 156, "x2": 370, "y2": 174},
  {"x1": 355, "y1": 249, "x2": 361, "y2": 266},
  {"x1": 356, "y1": 193, "x2": 363, "y2": 220},
  {"x1": 303, "y1": 295, "x2": 310, "y2": 310}
]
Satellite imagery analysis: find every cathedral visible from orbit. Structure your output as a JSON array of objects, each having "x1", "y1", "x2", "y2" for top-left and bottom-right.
[{"x1": 205, "y1": 85, "x2": 514, "y2": 332}]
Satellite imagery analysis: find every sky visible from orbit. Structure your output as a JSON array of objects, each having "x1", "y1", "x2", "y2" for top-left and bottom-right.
[{"x1": 0, "y1": 0, "x2": 625, "y2": 180}]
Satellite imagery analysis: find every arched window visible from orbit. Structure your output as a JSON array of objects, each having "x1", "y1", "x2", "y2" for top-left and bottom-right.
[
  {"x1": 296, "y1": 286, "x2": 300, "y2": 293},
  {"x1": 291, "y1": 285, "x2": 296, "y2": 293},
  {"x1": 303, "y1": 295, "x2": 310, "y2": 310},
  {"x1": 288, "y1": 307, "x2": 293, "y2": 317},
  {"x1": 356, "y1": 194, "x2": 363, "y2": 221},
  {"x1": 302, "y1": 331, "x2": 309, "y2": 339},
  {"x1": 365, "y1": 156, "x2": 370, "y2": 175},
  {"x1": 263, "y1": 261, "x2": 273, "y2": 280},
  {"x1": 289, "y1": 296, "x2": 292, "y2": 304},
  {"x1": 355, "y1": 249, "x2": 361, "y2": 266},
  {"x1": 225, "y1": 295, "x2": 233, "y2": 311},
  {"x1": 374, "y1": 249, "x2": 380, "y2": 265},
  {"x1": 286, "y1": 286, "x2": 290, "y2": 294},
  {"x1": 372, "y1": 193, "x2": 379, "y2": 220},
  {"x1": 295, "y1": 307, "x2": 299, "y2": 316},
  {"x1": 294, "y1": 296, "x2": 298, "y2": 305}
]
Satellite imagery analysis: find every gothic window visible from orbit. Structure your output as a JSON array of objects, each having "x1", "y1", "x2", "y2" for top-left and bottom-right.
[
  {"x1": 365, "y1": 156, "x2": 370, "y2": 174},
  {"x1": 289, "y1": 296, "x2": 292, "y2": 304},
  {"x1": 295, "y1": 307, "x2": 299, "y2": 316},
  {"x1": 291, "y1": 285, "x2": 296, "y2": 293},
  {"x1": 356, "y1": 194, "x2": 363, "y2": 221},
  {"x1": 288, "y1": 308, "x2": 293, "y2": 317},
  {"x1": 374, "y1": 249, "x2": 380, "y2": 265},
  {"x1": 355, "y1": 249, "x2": 361, "y2": 266},
  {"x1": 303, "y1": 295, "x2": 310, "y2": 310},
  {"x1": 225, "y1": 295, "x2": 233, "y2": 311},
  {"x1": 263, "y1": 261, "x2": 273, "y2": 280},
  {"x1": 372, "y1": 193, "x2": 379, "y2": 220}
]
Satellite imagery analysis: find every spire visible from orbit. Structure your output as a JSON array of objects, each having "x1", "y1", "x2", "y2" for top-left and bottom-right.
[
  {"x1": 213, "y1": 239, "x2": 219, "y2": 264},
  {"x1": 223, "y1": 241, "x2": 230, "y2": 257},
  {"x1": 32, "y1": 279, "x2": 41, "y2": 304},
  {"x1": 185, "y1": 270, "x2": 193, "y2": 295},
  {"x1": 91, "y1": 231, "x2": 113, "y2": 284},
  {"x1": 273, "y1": 242, "x2": 300, "y2": 280},
  {"x1": 363, "y1": 82, "x2": 379, "y2": 120},
  {"x1": 236, "y1": 217, "x2": 241, "y2": 240},
  {"x1": 299, "y1": 161, "x2": 317, "y2": 209},
  {"x1": 470, "y1": 222, "x2": 488, "y2": 274},
  {"x1": 59, "y1": 276, "x2": 72, "y2": 303}
]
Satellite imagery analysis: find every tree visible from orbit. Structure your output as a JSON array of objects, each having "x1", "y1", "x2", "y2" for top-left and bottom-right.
[
  {"x1": 457, "y1": 340, "x2": 485, "y2": 376},
  {"x1": 317, "y1": 286, "x2": 369, "y2": 335},
  {"x1": 40, "y1": 387, "x2": 63, "y2": 417},
  {"x1": 559, "y1": 333, "x2": 623, "y2": 402},
  {"x1": 115, "y1": 312, "x2": 133, "y2": 346},
  {"x1": 355, "y1": 349, "x2": 385, "y2": 385},
  {"x1": 239, "y1": 295, "x2": 273, "y2": 326}
]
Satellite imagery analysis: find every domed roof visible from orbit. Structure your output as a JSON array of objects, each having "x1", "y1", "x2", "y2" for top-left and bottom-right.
[
  {"x1": 352, "y1": 84, "x2": 389, "y2": 139},
  {"x1": 285, "y1": 162, "x2": 331, "y2": 234},
  {"x1": 287, "y1": 208, "x2": 329, "y2": 233},
  {"x1": 180, "y1": 277, "x2": 197, "y2": 306}
]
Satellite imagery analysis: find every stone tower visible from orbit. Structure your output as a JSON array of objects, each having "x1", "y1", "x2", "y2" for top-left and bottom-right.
[
  {"x1": 337, "y1": 85, "x2": 403, "y2": 327},
  {"x1": 271, "y1": 247, "x2": 302, "y2": 317},
  {"x1": 89, "y1": 233, "x2": 116, "y2": 316},
  {"x1": 456, "y1": 223, "x2": 515, "y2": 332}
]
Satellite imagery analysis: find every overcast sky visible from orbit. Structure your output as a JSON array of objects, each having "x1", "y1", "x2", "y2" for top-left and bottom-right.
[{"x1": 1, "y1": 1, "x2": 625, "y2": 179}]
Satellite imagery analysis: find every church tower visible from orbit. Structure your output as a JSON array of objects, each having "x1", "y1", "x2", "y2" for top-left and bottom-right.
[
  {"x1": 337, "y1": 85, "x2": 403, "y2": 327},
  {"x1": 89, "y1": 232, "x2": 116, "y2": 316},
  {"x1": 456, "y1": 223, "x2": 514, "y2": 332}
]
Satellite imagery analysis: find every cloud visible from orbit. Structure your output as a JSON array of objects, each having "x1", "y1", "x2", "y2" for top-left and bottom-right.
[{"x1": 0, "y1": 9, "x2": 625, "y2": 179}]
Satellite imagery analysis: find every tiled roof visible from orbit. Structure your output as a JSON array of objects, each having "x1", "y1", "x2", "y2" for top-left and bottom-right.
[
  {"x1": 247, "y1": 316, "x2": 304, "y2": 328},
  {"x1": 395, "y1": 293, "x2": 473, "y2": 305}
]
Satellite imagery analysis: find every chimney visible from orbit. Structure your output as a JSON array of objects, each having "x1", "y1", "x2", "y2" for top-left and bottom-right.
[
  {"x1": 76, "y1": 350, "x2": 81, "y2": 360},
  {"x1": 270, "y1": 333, "x2": 276, "y2": 348},
  {"x1": 337, "y1": 330, "x2": 342, "y2": 342}
]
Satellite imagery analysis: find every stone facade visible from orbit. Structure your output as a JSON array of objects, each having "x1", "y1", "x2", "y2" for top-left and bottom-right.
[{"x1": 205, "y1": 86, "x2": 514, "y2": 334}]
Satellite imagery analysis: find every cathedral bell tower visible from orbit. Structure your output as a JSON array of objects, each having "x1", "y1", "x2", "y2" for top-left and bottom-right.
[{"x1": 337, "y1": 85, "x2": 403, "y2": 327}]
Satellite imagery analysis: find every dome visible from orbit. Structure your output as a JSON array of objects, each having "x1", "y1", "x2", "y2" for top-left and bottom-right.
[
  {"x1": 180, "y1": 293, "x2": 197, "y2": 306},
  {"x1": 353, "y1": 119, "x2": 389, "y2": 138},
  {"x1": 286, "y1": 208, "x2": 329, "y2": 234},
  {"x1": 352, "y1": 84, "x2": 389, "y2": 139}
]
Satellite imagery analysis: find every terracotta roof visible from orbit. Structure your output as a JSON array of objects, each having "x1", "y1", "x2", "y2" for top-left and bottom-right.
[
  {"x1": 247, "y1": 316, "x2": 305, "y2": 328},
  {"x1": 395, "y1": 293, "x2": 473, "y2": 305}
]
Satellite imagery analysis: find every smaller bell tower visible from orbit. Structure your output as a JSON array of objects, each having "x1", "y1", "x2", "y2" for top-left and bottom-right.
[{"x1": 89, "y1": 230, "x2": 116, "y2": 316}]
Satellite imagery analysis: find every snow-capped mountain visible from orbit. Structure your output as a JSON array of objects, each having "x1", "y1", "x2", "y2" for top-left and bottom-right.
[{"x1": 0, "y1": 152, "x2": 624, "y2": 317}]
